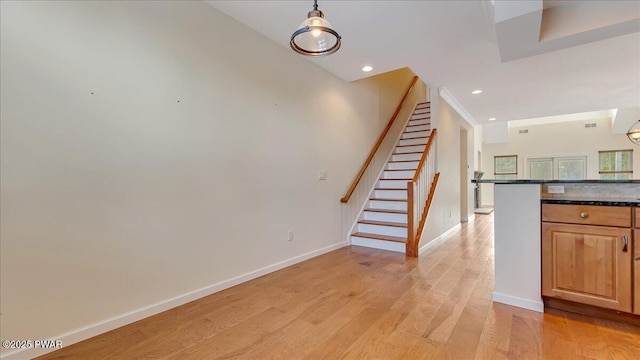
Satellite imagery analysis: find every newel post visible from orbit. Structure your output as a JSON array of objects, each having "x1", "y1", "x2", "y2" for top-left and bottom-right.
[{"x1": 406, "y1": 181, "x2": 417, "y2": 257}]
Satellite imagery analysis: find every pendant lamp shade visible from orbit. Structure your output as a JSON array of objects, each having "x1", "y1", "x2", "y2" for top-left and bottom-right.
[
  {"x1": 627, "y1": 120, "x2": 640, "y2": 145},
  {"x1": 290, "y1": 1, "x2": 341, "y2": 56}
]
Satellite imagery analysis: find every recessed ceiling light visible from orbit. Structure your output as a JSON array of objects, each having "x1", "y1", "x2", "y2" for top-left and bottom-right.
[
  {"x1": 362, "y1": 65, "x2": 373, "y2": 72},
  {"x1": 472, "y1": 90, "x2": 483, "y2": 95},
  {"x1": 489, "y1": 117, "x2": 496, "y2": 121}
]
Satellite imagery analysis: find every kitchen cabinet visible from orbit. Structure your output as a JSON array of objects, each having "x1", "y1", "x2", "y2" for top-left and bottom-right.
[
  {"x1": 635, "y1": 208, "x2": 640, "y2": 316},
  {"x1": 542, "y1": 204, "x2": 633, "y2": 313}
]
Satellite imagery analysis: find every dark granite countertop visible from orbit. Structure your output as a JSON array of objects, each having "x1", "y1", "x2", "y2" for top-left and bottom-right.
[
  {"x1": 472, "y1": 179, "x2": 640, "y2": 184},
  {"x1": 541, "y1": 195, "x2": 640, "y2": 207}
]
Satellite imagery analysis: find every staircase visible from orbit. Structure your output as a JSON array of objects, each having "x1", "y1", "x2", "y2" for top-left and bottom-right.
[{"x1": 351, "y1": 102, "x2": 431, "y2": 253}]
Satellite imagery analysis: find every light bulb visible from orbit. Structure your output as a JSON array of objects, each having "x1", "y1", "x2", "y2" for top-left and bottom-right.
[{"x1": 311, "y1": 29, "x2": 322, "y2": 38}]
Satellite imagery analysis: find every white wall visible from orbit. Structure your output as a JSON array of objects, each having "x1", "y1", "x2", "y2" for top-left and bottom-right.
[
  {"x1": 480, "y1": 116, "x2": 638, "y2": 206},
  {"x1": 420, "y1": 95, "x2": 474, "y2": 246},
  {"x1": 0, "y1": 1, "x2": 423, "y2": 356}
]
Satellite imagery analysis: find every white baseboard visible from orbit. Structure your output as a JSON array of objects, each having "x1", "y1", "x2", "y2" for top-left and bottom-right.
[
  {"x1": 492, "y1": 292, "x2": 544, "y2": 313},
  {"x1": 0, "y1": 241, "x2": 348, "y2": 360},
  {"x1": 418, "y1": 223, "x2": 461, "y2": 255}
]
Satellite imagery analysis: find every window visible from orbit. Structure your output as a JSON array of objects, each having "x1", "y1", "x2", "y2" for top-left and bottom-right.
[
  {"x1": 494, "y1": 155, "x2": 517, "y2": 180},
  {"x1": 527, "y1": 156, "x2": 586, "y2": 180},
  {"x1": 599, "y1": 150, "x2": 633, "y2": 180},
  {"x1": 529, "y1": 158, "x2": 553, "y2": 180}
]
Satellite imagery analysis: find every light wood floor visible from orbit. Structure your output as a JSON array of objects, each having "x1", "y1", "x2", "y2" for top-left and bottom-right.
[{"x1": 38, "y1": 214, "x2": 640, "y2": 359}]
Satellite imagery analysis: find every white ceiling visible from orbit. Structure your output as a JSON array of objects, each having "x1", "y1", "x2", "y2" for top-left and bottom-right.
[{"x1": 207, "y1": 0, "x2": 640, "y2": 126}]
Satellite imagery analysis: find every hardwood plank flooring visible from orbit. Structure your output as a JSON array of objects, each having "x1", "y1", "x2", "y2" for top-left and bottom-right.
[{"x1": 36, "y1": 214, "x2": 640, "y2": 359}]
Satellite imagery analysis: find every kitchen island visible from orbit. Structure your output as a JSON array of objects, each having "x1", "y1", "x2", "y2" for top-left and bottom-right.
[{"x1": 473, "y1": 180, "x2": 640, "y2": 313}]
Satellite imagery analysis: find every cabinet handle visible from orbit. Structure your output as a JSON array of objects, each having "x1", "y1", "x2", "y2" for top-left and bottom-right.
[
  {"x1": 635, "y1": 256, "x2": 640, "y2": 261},
  {"x1": 579, "y1": 212, "x2": 589, "y2": 219},
  {"x1": 622, "y1": 235, "x2": 628, "y2": 253}
]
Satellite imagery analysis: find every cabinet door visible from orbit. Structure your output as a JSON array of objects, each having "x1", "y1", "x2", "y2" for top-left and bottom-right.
[
  {"x1": 542, "y1": 223, "x2": 632, "y2": 312},
  {"x1": 635, "y1": 229, "x2": 640, "y2": 315}
]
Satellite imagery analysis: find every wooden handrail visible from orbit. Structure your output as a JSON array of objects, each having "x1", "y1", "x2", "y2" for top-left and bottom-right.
[
  {"x1": 407, "y1": 129, "x2": 438, "y2": 257},
  {"x1": 415, "y1": 172, "x2": 440, "y2": 244},
  {"x1": 340, "y1": 76, "x2": 419, "y2": 203},
  {"x1": 407, "y1": 172, "x2": 440, "y2": 257},
  {"x1": 411, "y1": 129, "x2": 437, "y2": 182}
]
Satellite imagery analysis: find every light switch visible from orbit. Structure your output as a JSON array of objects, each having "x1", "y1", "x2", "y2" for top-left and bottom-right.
[{"x1": 318, "y1": 171, "x2": 327, "y2": 180}]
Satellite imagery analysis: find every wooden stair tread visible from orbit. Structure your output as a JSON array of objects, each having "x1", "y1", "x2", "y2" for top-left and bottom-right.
[
  {"x1": 369, "y1": 198, "x2": 407, "y2": 202},
  {"x1": 400, "y1": 136, "x2": 428, "y2": 140},
  {"x1": 384, "y1": 169, "x2": 415, "y2": 172},
  {"x1": 358, "y1": 219, "x2": 407, "y2": 228},
  {"x1": 396, "y1": 144, "x2": 426, "y2": 148},
  {"x1": 351, "y1": 232, "x2": 406, "y2": 243},
  {"x1": 374, "y1": 187, "x2": 407, "y2": 191},
  {"x1": 388, "y1": 160, "x2": 420, "y2": 163},
  {"x1": 364, "y1": 208, "x2": 408, "y2": 214},
  {"x1": 404, "y1": 129, "x2": 431, "y2": 134}
]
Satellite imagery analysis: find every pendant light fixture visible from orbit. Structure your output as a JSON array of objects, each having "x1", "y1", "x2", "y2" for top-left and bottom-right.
[
  {"x1": 290, "y1": 0, "x2": 341, "y2": 56},
  {"x1": 627, "y1": 120, "x2": 640, "y2": 145}
]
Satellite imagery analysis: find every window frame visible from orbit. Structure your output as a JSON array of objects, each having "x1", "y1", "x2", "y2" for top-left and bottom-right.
[
  {"x1": 598, "y1": 149, "x2": 633, "y2": 179},
  {"x1": 494, "y1": 155, "x2": 518, "y2": 180}
]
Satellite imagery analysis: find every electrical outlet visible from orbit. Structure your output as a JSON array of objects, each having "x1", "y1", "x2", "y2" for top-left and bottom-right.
[
  {"x1": 547, "y1": 185, "x2": 565, "y2": 194},
  {"x1": 318, "y1": 171, "x2": 327, "y2": 181},
  {"x1": 287, "y1": 230, "x2": 293, "y2": 241}
]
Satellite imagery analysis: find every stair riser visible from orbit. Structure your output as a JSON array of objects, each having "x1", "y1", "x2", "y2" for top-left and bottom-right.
[
  {"x1": 399, "y1": 137, "x2": 427, "y2": 146},
  {"x1": 369, "y1": 200, "x2": 407, "y2": 211},
  {"x1": 351, "y1": 237, "x2": 405, "y2": 253},
  {"x1": 363, "y1": 211, "x2": 407, "y2": 223},
  {"x1": 405, "y1": 124, "x2": 430, "y2": 132},
  {"x1": 379, "y1": 179, "x2": 410, "y2": 189},
  {"x1": 395, "y1": 145, "x2": 426, "y2": 154},
  {"x1": 382, "y1": 170, "x2": 415, "y2": 179},
  {"x1": 391, "y1": 153, "x2": 422, "y2": 162},
  {"x1": 387, "y1": 161, "x2": 419, "y2": 170},
  {"x1": 411, "y1": 116, "x2": 430, "y2": 122},
  {"x1": 374, "y1": 189, "x2": 407, "y2": 199},
  {"x1": 409, "y1": 119, "x2": 430, "y2": 126},
  {"x1": 357, "y1": 223, "x2": 407, "y2": 237},
  {"x1": 402, "y1": 131, "x2": 430, "y2": 140}
]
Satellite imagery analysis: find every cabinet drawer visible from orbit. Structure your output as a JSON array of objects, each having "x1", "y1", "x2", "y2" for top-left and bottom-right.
[
  {"x1": 635, "y1": 208, "x2": 640, "y2": 229},
  {"x1": 542, "y1": 204, "x2": 631, "y2": 227}
]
